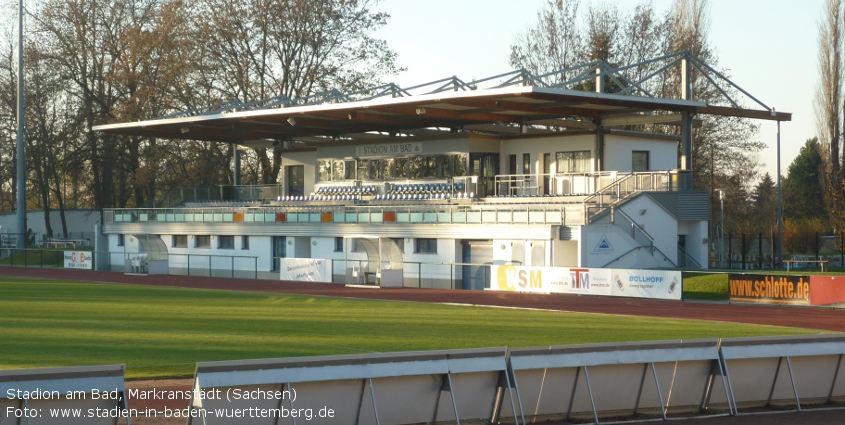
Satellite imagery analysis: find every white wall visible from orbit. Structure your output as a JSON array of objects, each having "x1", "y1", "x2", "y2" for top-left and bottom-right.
[
  {"x1": 499, "y1": 134, "x2": 595, "y2": 175},
  {"x1": 619, "y1": 196, "x2": 679, "y2": 266},
  {"x1": 580, "y1": 223, "x2": 640, "y2": 268},
  {"x1": 552, "y1": 240, "x2": 579, "y2": 267},
  {"x1": 678, "y1": 220, "x2": 709, "y2": 267},
  {"x1": 604, "y1": 135, "x2": 678, "y2": 172}
]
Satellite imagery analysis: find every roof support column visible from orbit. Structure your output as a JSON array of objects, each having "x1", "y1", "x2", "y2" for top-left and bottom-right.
[
  {"x1": 233, "y1": 146, "x2": 242, "y2": 186},
  {"x1": 680, "y1": 111, "x2": 693, "y2": 172},
  {"x1": 594, "y1": 118, "x2": 604, "y2": 172}
]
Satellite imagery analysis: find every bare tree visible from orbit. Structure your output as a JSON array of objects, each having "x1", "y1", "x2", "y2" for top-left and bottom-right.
[
  {"x1": 193, "y1": 0, "x2": 401, "y2": 184},
  {"x1": 816, "y1": 0, "x2": 844, "y2": 229},
  {"x1": 510, "y1": 0, "x2": 583, "y2": 83}
]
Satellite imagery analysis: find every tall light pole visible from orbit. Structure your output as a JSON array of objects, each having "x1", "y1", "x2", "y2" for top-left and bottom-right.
[
  {"x1": 721, "y1": 190, "x2": 725, "y2": 268},
  {"x1": 15, "y1": 0, "x2": 25, "y2": 249},
  {"x1": 776, "y1": 119, "x2": 783, "y2": 267}
]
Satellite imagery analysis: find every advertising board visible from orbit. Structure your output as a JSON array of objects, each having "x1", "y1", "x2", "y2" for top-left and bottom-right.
[
  {"x1": 489, "y1": 265, "x2": 681, "y2": 300},
  {"x1": 280, "y1": 258, "x2": 332, "y2": 282},
  {"x1": 728, "y1": 274, "x2": 810, "y2": 305},
  {"x1": 63, "y1": 251, "x2": 92, "y2": 269}
]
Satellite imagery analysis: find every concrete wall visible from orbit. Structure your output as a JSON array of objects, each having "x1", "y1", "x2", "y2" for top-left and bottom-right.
[
  {"x1": 619, "y1": 196, "x2": 679, "y2": 266},
  {"x1": 604, "y1": 134, "x2": 678, "y2": 172}
]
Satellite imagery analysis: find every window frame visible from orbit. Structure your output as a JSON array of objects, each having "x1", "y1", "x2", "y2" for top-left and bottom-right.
[
  {"x1": 218, "y1": 235, "x2": 235, "y2": 250},
  {"x1": 415, "y1": 238, "x2": 437, "y2": 254},
  {"x1": 195, "y1": 235, "x2": 211, "y2": 249},
  {"x1": 172, "y1": 235, "x2": 187, "y2": 248}
]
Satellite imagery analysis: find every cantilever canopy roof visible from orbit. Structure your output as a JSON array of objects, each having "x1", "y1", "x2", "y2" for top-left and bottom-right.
[{"x1": 93, "y1": 52, "x2": 792, "y2": 150}]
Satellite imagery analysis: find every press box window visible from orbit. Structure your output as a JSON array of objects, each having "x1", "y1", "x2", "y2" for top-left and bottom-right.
[
  {"x1": 172, "y1": 235, "x2": 187, "y2": 248},
  {"x1": 415, "y1": 238, "x2": 437, "y2": 254},
  {"x1": 218, "y1": 235, "x2": 234, "y2": 249},
  {"x1": 195, "y1": 235, "x2": 211, "y2": 248}
]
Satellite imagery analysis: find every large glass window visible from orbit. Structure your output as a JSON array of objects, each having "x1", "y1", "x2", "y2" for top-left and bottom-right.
[
  {"x1": 369, "y1": 158, "x2": 383, "y2": 180},
  {"x1": 318, "y1": 160, "x2": 331, "y2": 182},
  {"x1": 556, "y1": 151, "x2": 591, "y2": 173},
  {"x1": 395, "y1": 157, "x2": 409, "y2": 179},
  {"x1": 344, "y1": 160, "x2": 357, "y2": 180},
  {"x1": 436, "y1": 155, "x2": 452, "y2": 178},
  {"x1": 409, "y1": 156, "x2": 423, "y2": 179},
  {"x1": 332, "y1": 160, "x2": 344, "y2": 181},
  {"x1": 383, "y1": 158, "x2": 396, "y2": 179},
  {"x1": 454, "y1": 154, "x2": 467, "y2": 176},
  {"x1": 357, "y1": 159, "x2": 369, "y2": 180},
  {"x1": 632, "y1": 151, "x2": 649, "y2": 172}
]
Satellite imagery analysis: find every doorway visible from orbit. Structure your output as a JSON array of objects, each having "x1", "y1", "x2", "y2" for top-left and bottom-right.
[
  {"x1": 470, "y1": 153, "x2": 499, "y2": 197},
  {"x1": 461, "y1": 240, "x2": 493, "y2": 290}
]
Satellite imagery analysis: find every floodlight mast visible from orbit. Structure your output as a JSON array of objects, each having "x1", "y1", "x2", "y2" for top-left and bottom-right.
[{"x1": 16, "y1": 0, "x2": 25, "y2": 249}]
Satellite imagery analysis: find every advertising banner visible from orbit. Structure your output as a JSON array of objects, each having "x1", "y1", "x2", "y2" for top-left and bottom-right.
[
  {"x1": 489, "y1": 266, "x2": 681, "y2": 300},
  {"x1": 64, "y1": 251, "x2": 92, "y2": 269},
  {"x1": 728, "y1": 274, "x2": 810, "y2": 305},
  {"x1": 610, "y1": 269, "x2": 682, "y2": 300},
  {"x1": 280, "y1": 258, "x2": 332, "y2": 282}
]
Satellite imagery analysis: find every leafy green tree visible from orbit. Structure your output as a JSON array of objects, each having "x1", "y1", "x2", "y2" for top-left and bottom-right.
[{"x1": 783, "y1": 138, "x2": 826, "y2": 221}]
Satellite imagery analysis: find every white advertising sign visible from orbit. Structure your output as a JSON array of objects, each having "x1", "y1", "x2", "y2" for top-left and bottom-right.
[
  {"x1": 280, "y1": 258, "x2": 333, "y2": 282},
  {"x1": 64, "y1": 251, "x2": 92, "y2": 269},
  {"x1": 489, "y1": 266, "x2": 681, "y2": 300},
  {"x1": 489, "y1": 265, "x2": 611, "y2": 296},
  {"x1": 610, "y1": 269, "x2": 682, "y2": 300}
]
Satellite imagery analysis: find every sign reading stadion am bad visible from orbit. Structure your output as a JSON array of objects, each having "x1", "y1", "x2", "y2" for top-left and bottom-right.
[
  {"x1": 356, "y1": 142, "x2": 422, "y2": 157},
  {"x1": 729, "y1": 274, "x2": 810, "y2": 305},
  {"x1": 489, "y1": 265, "x2": 681, "y2": 300}
]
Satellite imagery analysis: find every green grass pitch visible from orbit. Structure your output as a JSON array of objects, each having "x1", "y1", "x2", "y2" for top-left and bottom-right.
[{"x1": 0, "y1": 277, "x2": 820, "y2": 379}]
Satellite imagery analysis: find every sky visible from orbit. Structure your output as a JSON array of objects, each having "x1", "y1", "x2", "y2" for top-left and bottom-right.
[{"x1": 372, "y1": 0, "x2": 821, "y2": 182}]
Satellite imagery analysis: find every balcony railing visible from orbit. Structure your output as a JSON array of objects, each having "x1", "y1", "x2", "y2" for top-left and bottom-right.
[{"x1": 104, "y1": 203, "x2": 589, "y2": 227}]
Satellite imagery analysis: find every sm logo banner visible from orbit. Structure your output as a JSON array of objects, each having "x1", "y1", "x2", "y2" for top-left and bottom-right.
[{"x1": 495, "y1": 266, "x2": 543, "y2": 291}]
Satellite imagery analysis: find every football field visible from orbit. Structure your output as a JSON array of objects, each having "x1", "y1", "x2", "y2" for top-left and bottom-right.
[{"x1": 0, "y1": 276, "x2": 821, "y2": 379}]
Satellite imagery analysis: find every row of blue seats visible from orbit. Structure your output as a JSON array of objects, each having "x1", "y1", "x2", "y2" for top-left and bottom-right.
[
  {"x1": 276, "y1": 195, "x2": 361, "y2": 202},
  {"x1": 390, "y1": 183, "x2": 465, "y2": 193},
  {"x1": 316, "y1": 186, "x2": 377, "y2": 195},
  {"x1": 372, "y1": 192, "x2": 473, "y2": 201}
]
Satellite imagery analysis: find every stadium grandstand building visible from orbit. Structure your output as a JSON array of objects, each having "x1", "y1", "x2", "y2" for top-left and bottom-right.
[{"x1": 94, "y1": 52, "x2": 790, "y2": 287}]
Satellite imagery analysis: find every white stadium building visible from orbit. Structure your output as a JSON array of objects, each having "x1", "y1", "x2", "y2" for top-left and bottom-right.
[{"x1": 93, "y1": 52, "x2": 790, "y2": 289}]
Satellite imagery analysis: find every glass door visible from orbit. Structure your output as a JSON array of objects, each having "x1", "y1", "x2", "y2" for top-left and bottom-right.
[{"x1": 470, "y1": 153, "x2": 499, "y2": 197}]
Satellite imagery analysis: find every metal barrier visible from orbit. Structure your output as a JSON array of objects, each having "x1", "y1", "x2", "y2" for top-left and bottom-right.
[
  {"x1": 188, "y1": 347, "x2": 516, "y2": 425},
  {"x1": 719, "y1": 334, "x2": 845, "y2": 415},
  {"x1": 506, "y1": 339, "x2": 729, "y2": 423},
  {"x1": 182, "y1": 334, "x2": 845, "y2": 424},
  {"x1": 0, "y1": 365, "x2": 128, "y2": 425}
]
